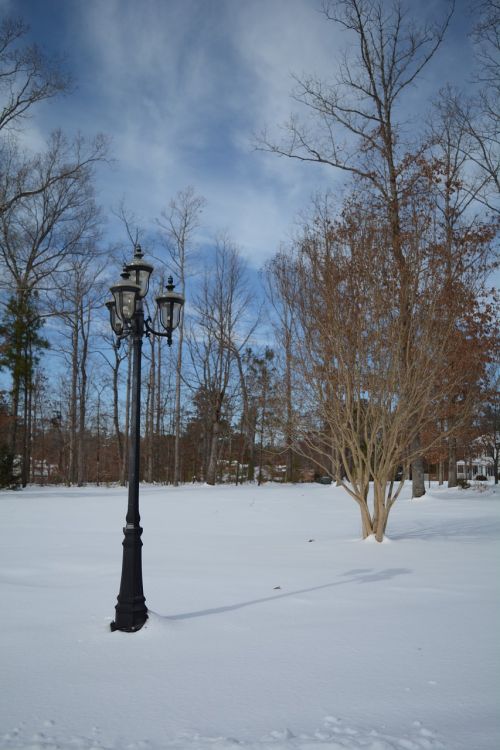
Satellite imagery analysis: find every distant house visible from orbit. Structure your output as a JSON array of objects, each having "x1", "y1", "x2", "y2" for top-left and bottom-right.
[{"x1": 456, "y1": 456, "x2": 494, "y2": 480}]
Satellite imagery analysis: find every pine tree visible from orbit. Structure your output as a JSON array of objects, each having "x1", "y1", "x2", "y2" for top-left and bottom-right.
[{"x1": 0, "y1": 293, "x2": 49, "y2": 485}]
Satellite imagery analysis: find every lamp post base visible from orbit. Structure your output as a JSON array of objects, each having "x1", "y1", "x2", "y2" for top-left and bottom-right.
[
  {"x1": 110, "y1": 525, "x2": 148, "y2": 633},
  {"x1": 110, "y1": 610, "x2": 148, "y2": 632}
]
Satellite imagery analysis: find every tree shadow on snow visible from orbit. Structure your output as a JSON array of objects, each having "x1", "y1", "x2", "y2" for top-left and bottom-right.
[
  {"x1": 155, "y1": 568, "x2": 411, "y2": 621},
  {"x1": 390, "y1": 518, "x2": 500, "y2": 541}
]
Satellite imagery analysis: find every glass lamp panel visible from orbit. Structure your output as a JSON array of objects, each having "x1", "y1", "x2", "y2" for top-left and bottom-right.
[
  {"x1": 110, "y1": 277, "x2": 140, "y2": 321},
  {"x1": 156, "y1": 290, "x2": 184, "y2": 332},
  {"x1": 105, "y1": 300, "x2": 123, "y2": 335},
  {"x1": 137, "y1": 267, "x2": 153, "y2": 298},
  {"x1": 120, "y1": 289, "x2": 137, "y2": 321},
  {"x1": 111, "y1": 288, "x2": 123, "y2": 320},
  {"x1": 157, "y1": 298, "x2": 171, "y2": 331},
  {"x1": 125, "y1": 246, "x2": 154, "y2": 299},
  {"x1": 126, "y1": 263, "x2": 153, "y2": 298},
  {"x1": 171, "y1": 300, "x2": 183, "y2": 330}
]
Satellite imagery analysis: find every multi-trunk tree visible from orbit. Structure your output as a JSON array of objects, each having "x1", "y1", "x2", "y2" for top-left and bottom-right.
[{"x1": 273, "y1": 188, "x2": 493, "y2": 541}]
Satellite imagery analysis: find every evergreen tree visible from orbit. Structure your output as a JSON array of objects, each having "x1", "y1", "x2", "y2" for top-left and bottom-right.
[{"x1": 0, "y1": 292, "x2": 49, "y2": 485}]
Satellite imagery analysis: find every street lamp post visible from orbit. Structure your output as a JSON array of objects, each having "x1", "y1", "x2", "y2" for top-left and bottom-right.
[{"x1": 106, "y1": 244, "x2": 184, "y2": 633}]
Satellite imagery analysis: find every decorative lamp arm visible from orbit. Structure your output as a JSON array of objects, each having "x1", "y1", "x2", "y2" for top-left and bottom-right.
[{"x1": 144, "y1": 317, "x2": 174, "y2": 346}]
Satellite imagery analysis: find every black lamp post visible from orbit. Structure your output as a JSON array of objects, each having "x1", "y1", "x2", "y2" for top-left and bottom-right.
[{"x1": 107, "y1": 244, "x2": 184, "y2": 632}]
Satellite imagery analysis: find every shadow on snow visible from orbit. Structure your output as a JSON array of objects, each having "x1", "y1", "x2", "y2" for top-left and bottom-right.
[{"x1": 152, "y1": 568, "x2": 412, "y2": 621}]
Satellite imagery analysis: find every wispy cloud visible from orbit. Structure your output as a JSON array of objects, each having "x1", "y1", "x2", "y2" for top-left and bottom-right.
[
  {"x1": 11, "y1": 0, "x2": 477, "y2": 268},
  {"x1": 60, "y1": 0, "x2": 340, "y2": 264}
]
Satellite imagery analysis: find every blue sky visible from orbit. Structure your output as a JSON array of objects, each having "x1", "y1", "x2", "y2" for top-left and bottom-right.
[{"x1": 3, "y1": 0, "x2": 480, "y2": 268}]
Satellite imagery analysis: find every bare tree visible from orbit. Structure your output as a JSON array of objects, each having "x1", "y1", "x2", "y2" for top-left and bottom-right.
[
  {"x1": 49, "y1": 249, "x2": 107, "y2": 485},
  {"x1": 471, "y1": 0, "x2": 500, "y2": 105},
  {"x1": 232, "y1": 347, "x2": 275, "y2": 483},
  {"x1": 259, "y1": 0, "x2": 453, "y2": 229},
  {"x1": 0, "y1": 17, "x2": 69, "y2": 132},
  {"x1": 0, "y1": 131, "x2": 104, "y2": 298},
  {"x1": 98, "y1": 332, "x2": 128, "y2": 481},
  {"x1": 459, "y1": 0, "x2": 499, "y2": 208},
  {"x1": 0, "y1": 17, "x2": 78, "y2": 217},
  {"x1": 259, "y1": 0, "x2": 455, "y2": 496},
  {"x1": 264, "y1": 251, "x2": 302, "y2": 482},
  {"x1": 0, "y1": 16, "x2": 108, "y2": 483},
  {"x1": 235, "y1": 349, "x2": 257, "y2": 482},
  {"x1": 0, "y1": 130, "x2": 108, "y2": 221},
  {"x1": 428, "y1": 94, "x2": 497, "y2": 485},
  {"x1": 0, "y1": 132, "x2": 104, "y2": 469},
  {"x1": 188, "y1": 237, "x2": 255, "y2": 485},
  {"x1": 157, "y1": 187, "x2": 205, "y2": 485},
  {"x1": 283, "y1": 194, "x2": 489, "y2": 540}
]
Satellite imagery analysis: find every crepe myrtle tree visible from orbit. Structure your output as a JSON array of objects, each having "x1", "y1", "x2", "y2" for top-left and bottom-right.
[{"x1": 278, "y1": 194, "x2": 489, "y2": 541}]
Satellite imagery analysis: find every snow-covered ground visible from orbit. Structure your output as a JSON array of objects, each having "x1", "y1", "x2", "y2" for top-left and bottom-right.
[{"x1": 1, "y1": 481, "x2": 499, "y2": 750}]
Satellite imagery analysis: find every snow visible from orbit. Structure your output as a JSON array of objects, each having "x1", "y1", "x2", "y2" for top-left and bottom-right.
[{"x1": 1, "y1": 481, "x2": 499, "y2": 750}]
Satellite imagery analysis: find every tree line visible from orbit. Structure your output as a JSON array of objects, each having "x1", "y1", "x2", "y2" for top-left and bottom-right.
[{"x1": 0, "y1": 2, "x2": 498, "y2": 541}]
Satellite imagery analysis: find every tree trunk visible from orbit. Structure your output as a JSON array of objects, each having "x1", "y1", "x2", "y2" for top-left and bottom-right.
[
  {"x1": 21, "y1": 345, "x2": 32, "y2": 488},
  {"x1": 359, "y1": 500, "x2": 374, "y2": 540},
  {"x1": 68, "y1": 320, "x2": 78, "y2": 486},
  {"x1": 284, "y1": 332, "x2": 294, "y2": 483},
  {"x1": 77, "y1": 367, "x2": 86, "y2": 486},
  {"x1": 373, "y1": 480, "x2": 391, "y2": 542},
  {"x1": 9, "y1": 377, "x2": 20, "y2": 457},
  {"x1": 173, "y1": 321, "x2": 184, "y2": 486},
  {"x1": 448, "y1": 436, "x2": 457, "y2": 487},
  {"x1": 155, "y1": 336, "x2": 162, "y2": 481},
  {"x1": 246, "y1": 415, "x2": 256, "y2": 481},
  {"x1": 96, "y1": 392, "x2": 101, "y2": 485},
  {"x1": 77, "y1": 302, "x2": 89, "y2": 487},
  {"x1": 411, "y1": 435, "x2": 426, "y2": 498},
  {"x1": 257, "y1": 373, "x2": 269, "y2": 485},
  {"x1": 206, "y1": 419, "x2": 220, "y2": 486}
]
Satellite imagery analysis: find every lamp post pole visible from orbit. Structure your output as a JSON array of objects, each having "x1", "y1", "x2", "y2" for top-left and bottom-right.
[
  {"x1": 107, "y1": 245, "x2": 184, "y2": 633},
  {"x1": 110, "y1": 299, "x2": 147, "y2": 632}
]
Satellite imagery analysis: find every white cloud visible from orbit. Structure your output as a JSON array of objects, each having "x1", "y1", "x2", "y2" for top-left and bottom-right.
[
  {"x1": 62, "y1": 0, "x2": 344, "y2": 264},
  {"x1": 16, "y1": 0, "x2": 472, "y2": 270},
  {"x1": 229, "y1": 0, "x2": 341, "y2": 126}
]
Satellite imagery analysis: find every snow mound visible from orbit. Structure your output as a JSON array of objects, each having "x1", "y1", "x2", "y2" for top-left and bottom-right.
[{"x1": 0, "y1": 717, "x2": 445, "y2": 750}]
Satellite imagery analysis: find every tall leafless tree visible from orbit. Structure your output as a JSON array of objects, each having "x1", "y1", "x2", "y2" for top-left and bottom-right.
[
  {"x1": 49, "y1": 248, "x2": 107, "y2": 485},
  {"x1": 157, "y1": 187, "x2": 205, "y2": 485},
  {"x1": 188, "y1": 237, "x2": 255, "y2": 485},
  {"x1": 259, "y1": 0, "x2": 455, "y2": 496},
  {"x1": 427, "y1": 93, "x2": 497, "y2": 485},
  {"x1": 264, "y1": 251, "x2": 303, "y2": 483}
]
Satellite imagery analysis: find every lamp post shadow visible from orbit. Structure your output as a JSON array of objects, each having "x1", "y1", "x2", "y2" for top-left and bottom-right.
[{"x1": 150, "y1": 567, "x2": 412, "y2": 623}]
